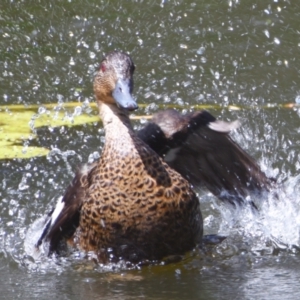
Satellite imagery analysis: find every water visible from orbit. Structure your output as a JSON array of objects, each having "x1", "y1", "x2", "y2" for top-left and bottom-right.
[{"x1": 1, "y1": 0, "x2": 300, "y2": 298}]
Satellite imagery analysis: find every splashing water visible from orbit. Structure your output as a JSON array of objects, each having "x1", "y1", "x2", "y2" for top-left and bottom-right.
[
  {"x1": 21, "y1": 173, "x2": 300, "y2": 274},
  {"x1": 208, "y1": 174, "x2": 300, "y2": 258}
]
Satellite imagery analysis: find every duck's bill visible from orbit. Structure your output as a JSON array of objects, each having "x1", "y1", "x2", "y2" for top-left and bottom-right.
[{"x1": 113, "y1": 79, "x2": 138, "y2": 111}]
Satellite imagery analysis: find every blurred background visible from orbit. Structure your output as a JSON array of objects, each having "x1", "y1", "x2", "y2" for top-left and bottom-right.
[{"x1": 1, "y1": 0, "x2": 300, "y2": 299}]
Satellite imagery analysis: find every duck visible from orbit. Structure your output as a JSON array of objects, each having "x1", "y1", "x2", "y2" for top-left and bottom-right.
[{"x1": 35, "y1": 50, "x2": 271, "y2": 264}]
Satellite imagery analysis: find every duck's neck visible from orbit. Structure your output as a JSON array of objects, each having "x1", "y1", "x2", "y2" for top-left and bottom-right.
[
  {"x1": 99, "y1": 102, "x2": 132, "y2": 129},
  {"x1": 98, "y1": 101, "x2": 136, "y2": 154},
  {"x1": 98, "y1": 101, "x2": 170, "y2": 185}
]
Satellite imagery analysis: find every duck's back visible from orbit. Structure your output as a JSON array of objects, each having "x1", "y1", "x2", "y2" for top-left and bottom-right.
[{"x1": 77, "y1": 133, "x2": 202, "y2": 263}]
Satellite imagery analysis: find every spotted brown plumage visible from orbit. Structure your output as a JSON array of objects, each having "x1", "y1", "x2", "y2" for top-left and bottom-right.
[
  {"x1": 36, "y1": 51, "x2": 271, "y2": 263},
  {"x1": 37, "y1": 51, "x2": 202, "y2": 263}
]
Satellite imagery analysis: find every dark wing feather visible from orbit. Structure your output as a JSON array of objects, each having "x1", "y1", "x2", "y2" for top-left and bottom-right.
[
  {"x1": 138, "y1": 109, "x2": 272, "y2": 206},
  {"x1": 36, "y1": 163, "x2": 96, "y2": 254}
]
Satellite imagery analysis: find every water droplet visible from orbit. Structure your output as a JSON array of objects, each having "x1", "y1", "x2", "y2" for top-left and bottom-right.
[
  {"x1": 197, "y1": 47, "x2": 205, "y2": 55},
  {"x1": 81, "y1": 41, "x2": 89, "y2": 48},
  {"x1": 200, "y1": 57, "x2": 207, "y2": 63},
  {"x1": 94, "y1": 41, "x2": 99, "y2": 51},
  {"x1": 88, "y1": 151, "x2": 100, "y2": 163},
  {"x1": 188, "y1": 64, "x2": 197, "y2": 71},
  {"x1": 175, "y1": 269, "x2": 181, "y2": 275},
  {"x1": 73, "y1": 106, "x2": 82, "y2": 117},
  {"x1": 89, "y1": 51, "x2": 96, "y2": 59},
  {"x1": 18, "y1": 178, "x2": 29, "y2": 191},
  {"x1": 69, "y1": 57, "x2": 75, "y2": 66},
  {"x1": 44, "y1": 56, "x2": 53, "y2": 63},
  {"x1": 38, "y1": 106, "x2": 46, "y2": 114},
  {"x1": 264, "y1": 30, "x2": 270, "y2": 38},
  {"x1": 274, "y1": 37, "x2": 280, "y2": 44},
  {"x1": 53, "y1": 76, "x2": 60, "y2": 85}
]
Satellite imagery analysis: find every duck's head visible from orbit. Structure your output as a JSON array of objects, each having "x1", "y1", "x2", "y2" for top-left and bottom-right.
[{"x1": 94, "y1": 51, "x2": 138, "y2": 111}]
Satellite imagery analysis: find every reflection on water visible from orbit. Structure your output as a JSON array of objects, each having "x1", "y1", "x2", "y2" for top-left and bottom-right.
[{"x1": 1, "y1": 0, "x2": 300, "y2": 299}]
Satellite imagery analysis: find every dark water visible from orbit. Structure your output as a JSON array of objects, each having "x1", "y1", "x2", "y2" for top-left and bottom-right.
[{"x1": 1, "y1": 0, "x2": 300, "y2": 299}]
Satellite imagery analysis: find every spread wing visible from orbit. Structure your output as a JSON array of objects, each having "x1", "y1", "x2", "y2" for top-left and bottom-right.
[{"x1": 138, "y1": 109, "x2": 272, "y2": 206}]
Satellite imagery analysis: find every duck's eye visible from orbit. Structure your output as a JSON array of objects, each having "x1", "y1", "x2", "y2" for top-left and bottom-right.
[{"x1": 100, "y1": 63, "x2": 106, "y2": 72}]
